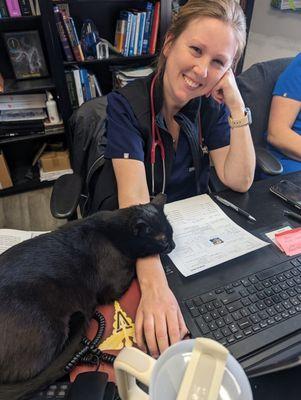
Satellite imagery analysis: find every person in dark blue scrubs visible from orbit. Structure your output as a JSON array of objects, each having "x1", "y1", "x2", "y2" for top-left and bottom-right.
[{"x1": 105, "y1": 0, "x2": 256, "y2": 358}]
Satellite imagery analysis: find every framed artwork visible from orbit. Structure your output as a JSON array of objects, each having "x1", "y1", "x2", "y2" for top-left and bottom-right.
[{"x1": 3, "y1": 30, "x2": 49, "y2": 80}]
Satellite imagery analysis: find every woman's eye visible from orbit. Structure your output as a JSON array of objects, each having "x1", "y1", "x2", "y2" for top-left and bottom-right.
[
  {"x1": 190, "y1": 46, "x2": 202, "y2": 55},
  {"x1": 213, "y1": 59, "x2": 224, "y2": 67}
]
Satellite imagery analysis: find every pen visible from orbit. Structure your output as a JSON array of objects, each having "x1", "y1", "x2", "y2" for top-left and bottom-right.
[
  {"x1": 214, "y1": 195, "x2": 257, "y2": 222},
  {"x1": 283, "y1": 210, "x2": 301, "y2": 223}
]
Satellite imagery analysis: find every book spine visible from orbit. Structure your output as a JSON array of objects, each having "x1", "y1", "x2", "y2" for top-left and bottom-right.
[
  {"x1": 137, "y1": 11, "x2": 146, "y2": 56},
  {"x1": 34, "y1": 0, "x2": 40, "y2": 15},
  {"x1": 88, "y1": 73, "x2": 96, "y2": 98},
  {"x1": 93, "y1": 75, "x2": 102, "y2": 97},
  {"x1": 149, "y1": 2, "x2": 160, "y2": 55},
  {"x1": 28, "y1": 0, "x2": 35, "y2": 15},
  {"x1": 128, "y1": 13, "x2": 136, "y2": 57},
  {"x1": 72, "y1": 69, "x2": 84, "y2": 106},
  {"x1": 0, "y1": 0, "x2": 9, "y2": 17},
  {"x1": 5, "y1": 0, "x2": 21, "y2": 16},
  {"x1": 122, "y1": 12, "x2": 133, "y2": 57},
  {"x1": 114, "y1": 18, "x2": 127, "y2": 53},
  {"x1": 79, "y1": 68, "x2": 92, "y2": 101},
  {"x1": 142, "y1": 2, "x2": 153, "y2": 54},
  {"x1": 53, "y1": 6, "x2": 74, "y2": 62},
  {"x1": 65, "y1": 70, "x2": 79, "y2": 109},
  {"x1": 133, "y1": 12, "x2": 141, "y2": 56},
  {"x1": 18, "y1": 0, "x2": 32, "y2": 15},
  {"x1": 63, "y1": 15, "x2": 84, "y2": 62}
]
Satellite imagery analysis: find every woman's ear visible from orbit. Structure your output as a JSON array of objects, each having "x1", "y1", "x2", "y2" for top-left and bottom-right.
[{"x1": 163, "y1": 33, "x2": 174, "y2": 57}]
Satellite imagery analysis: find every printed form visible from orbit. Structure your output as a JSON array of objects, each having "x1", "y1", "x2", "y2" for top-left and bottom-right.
[
  {"x1": 164, "y1": 194, "x2": 269, "y2": 277},
  {"x1": 0, "y1": 229, "x2": 47, "y2": 255}
]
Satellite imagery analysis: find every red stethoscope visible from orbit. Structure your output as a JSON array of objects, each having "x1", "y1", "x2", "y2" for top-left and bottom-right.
[{"x1": 149, "y1": 73, "x2": 205, "y2": 197}]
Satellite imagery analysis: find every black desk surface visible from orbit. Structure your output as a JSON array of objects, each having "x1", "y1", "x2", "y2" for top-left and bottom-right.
[
  {"x1": 218, "y1": 172, "x2": 301, "y2": 400},
  {"x1": 215, "y1": 171, "x2": 301, "y2": 231}
]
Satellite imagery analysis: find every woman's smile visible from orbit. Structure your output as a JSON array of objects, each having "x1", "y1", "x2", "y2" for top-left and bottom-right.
[{"x1": 183, "y1": 74, "x2": 203, "y2": 89}]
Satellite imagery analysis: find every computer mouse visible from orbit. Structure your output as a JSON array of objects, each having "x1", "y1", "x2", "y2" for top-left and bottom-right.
[{"x1": 66, "y1": 371, "x2": 116, "y2": 400}]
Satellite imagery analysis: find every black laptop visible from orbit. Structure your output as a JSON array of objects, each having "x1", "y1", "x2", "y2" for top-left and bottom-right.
[{"x1": 162, "y1": 242, "x2": 301, "y2": 376}]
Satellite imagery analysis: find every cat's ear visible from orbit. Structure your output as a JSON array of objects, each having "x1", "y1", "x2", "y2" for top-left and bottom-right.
[
  {"x1": 133, "y1": 219, "x2": 151, "y2": 237},
  {"x1": 151, "y1": 193, "x2": 166, "y2": 208}
]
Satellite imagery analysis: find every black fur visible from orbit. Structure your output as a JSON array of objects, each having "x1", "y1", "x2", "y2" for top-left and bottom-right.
[{"x1": 0, "y1": 194, "x2": 174, "y2": 400}]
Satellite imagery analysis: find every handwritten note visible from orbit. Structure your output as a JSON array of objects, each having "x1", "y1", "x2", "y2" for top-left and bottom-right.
[{"x1": 275, "y1": 228, "x2": 301, "y2": 256}]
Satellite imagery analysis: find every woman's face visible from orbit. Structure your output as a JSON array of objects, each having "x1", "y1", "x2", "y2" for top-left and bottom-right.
[{"x1": 163, "y1": 17, "x2": 237, "y2": 112}]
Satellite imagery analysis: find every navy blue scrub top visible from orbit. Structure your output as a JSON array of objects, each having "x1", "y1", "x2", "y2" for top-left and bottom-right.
[{"x1": 104, "y1": 91, "x2": 230, "y2": 202}]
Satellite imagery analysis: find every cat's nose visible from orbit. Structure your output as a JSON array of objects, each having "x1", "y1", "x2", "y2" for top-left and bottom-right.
[{"x1": 162, "y1": 240, "x2": 175, "y2": 254}]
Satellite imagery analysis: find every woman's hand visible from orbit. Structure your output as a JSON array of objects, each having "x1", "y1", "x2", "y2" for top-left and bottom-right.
[
  {"x1": 207, "y1": 68, "x2": 245, "y2": 115},
  {"x1": 135, "y1": 255, "x2": 188, "y2": 358}
]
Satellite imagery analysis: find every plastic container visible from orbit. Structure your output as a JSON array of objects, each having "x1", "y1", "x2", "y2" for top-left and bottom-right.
[
  {"x1": 46, "y1": 91, "x2": 60, "y2": 124},
  {"x1": 114, "y1": 338, "x2": 253, "y2": 400}
]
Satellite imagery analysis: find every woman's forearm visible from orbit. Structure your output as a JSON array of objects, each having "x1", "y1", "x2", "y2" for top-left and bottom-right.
[{"x1": 267, "y1": 128, "x2": 301, "y2": 162}]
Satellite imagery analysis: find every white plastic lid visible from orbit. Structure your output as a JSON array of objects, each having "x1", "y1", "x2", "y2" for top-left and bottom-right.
[{"x1": 149, "y1": 339, "x2": 253, "y2": 400}]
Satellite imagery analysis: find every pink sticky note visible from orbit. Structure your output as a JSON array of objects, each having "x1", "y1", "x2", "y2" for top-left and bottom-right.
[{"x1": 275, "y1": 227, "x2": 301, "y2": 256}]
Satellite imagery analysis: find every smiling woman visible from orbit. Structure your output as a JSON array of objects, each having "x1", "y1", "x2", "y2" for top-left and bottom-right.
[{"x1": 101, "y1": 0, "x2": 256, "y2": 362}]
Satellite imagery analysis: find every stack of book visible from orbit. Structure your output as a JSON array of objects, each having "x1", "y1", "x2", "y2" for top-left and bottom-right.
[
  {"x1": 0, "y1": 93, "x2": 47, "y2": 139},
  {"x1": 114, "y1": 1, "x2": 160, "y2": 57},
  {"x1": 65, "y1": 68, "x2": 102, "y2": 108},
  {"x1": 53, "y1": 4, "x2": 84, "y2": 62},
  {"x1": 112, "y1": 66, "x2": 154, "y2": 88},
  {"x1": 0, "y1": 0, "x2": 40, "y2": 18}
]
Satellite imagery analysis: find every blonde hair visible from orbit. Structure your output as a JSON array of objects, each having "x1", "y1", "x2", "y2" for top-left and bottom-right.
[{"x1": 157, "y1": 0, "x2": 246, "y2": 75}]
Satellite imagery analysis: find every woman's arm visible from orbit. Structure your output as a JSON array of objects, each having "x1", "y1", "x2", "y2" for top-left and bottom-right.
[
  {"x1": 267, "y1": 96, "x2": 301, "y2": 161},
  {"x1": 207, "y1": 69, "x2": 255, "y2": 192},
  {"x1": 112, "y1": 158, "x2": 187, "y2": 357}
]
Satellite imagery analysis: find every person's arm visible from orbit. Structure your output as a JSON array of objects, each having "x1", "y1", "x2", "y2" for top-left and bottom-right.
[
  {"x1": 208, "y1": 69, "x2": 256, "y2": 192},
  {"x1": 112, "y1": 158, "x2": 187, "y2": 358},
  {"x1": 267, "y1": 96, "x2": 301, "y2": 161}
]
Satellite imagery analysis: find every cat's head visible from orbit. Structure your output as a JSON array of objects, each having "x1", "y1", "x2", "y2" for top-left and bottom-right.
[{"x1": 115, "y1": 194, "x2": 175, "y2": 259}]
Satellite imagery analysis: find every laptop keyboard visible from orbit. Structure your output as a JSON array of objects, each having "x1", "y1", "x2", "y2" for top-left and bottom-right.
[{"x1": 184, "y1": 258, "x2": 301, "y2": 347}]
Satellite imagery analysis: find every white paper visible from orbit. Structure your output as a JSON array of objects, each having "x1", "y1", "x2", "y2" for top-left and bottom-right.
[
  {"x1": 0, "y1": 229, "x2": 48, "y2": 255},
  {"x1": 164, "y1": 194, "x2": 269, "y2": 277},
  {"x1": 265, "y1": 226, "x2": 292, "y2": 244}
]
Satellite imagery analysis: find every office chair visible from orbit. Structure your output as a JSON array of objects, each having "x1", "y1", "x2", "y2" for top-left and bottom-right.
[{"x1": 209, "y1": 57, "x2": 292, "y2": 192}]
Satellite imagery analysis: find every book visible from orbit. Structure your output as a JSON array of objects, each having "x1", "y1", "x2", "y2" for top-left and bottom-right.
[
  {"x1": 149, "y1": 2, "x2": 160, "y2": 55},
  {"x1": 5, "y1": 0, "x2": 21, "y2": 16},
  {"x1": 142, "y1": 2, "x2": 153, "y2": 54},
  {"x1": 18, "y1": 0, "x2": 32, "y2": 16},
  {"x1": 62, "y1": 15, "x2": 84, "y2": 62},
  {"x1": 28, "y1": 0, "x2": 35, "y2": 15},
  {"x1": 128, "y1": 12, "x2": 137, "y2": 56},
  {"x1": 34, "y1": 0, "x2": 39, "y2": 15},
  {"x1": 0, "y1": 0, "x2": 9, "y2": 17},
  {"x1": 114, "y1": 18, "x2": 127, "y2": 53},
  {"x1": 137, "y1": 11, "x2": 146, "y2": 56},
  {"x1": 133, "y1": 12, "x2": 141, "y2": 56},
  {"x1": 79, "y1": 68, "x2": 92, "y2": 101},
  {"x1": 65, "y1": 70, "x2": 79, "y2": 109},
  {"x1": 53, "y1": 6, "x2": 74, "y2": 62},
  {"x1": 72, "y1": 68, "x2": 84, "y2": 106},
  {"x1": 120, "y1": 11, "x2": 133, "y2": 57}
]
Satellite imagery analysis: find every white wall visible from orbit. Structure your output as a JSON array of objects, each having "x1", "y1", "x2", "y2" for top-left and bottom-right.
[{"x1": 243, "y1": 0, "x2": 301, "y2": 70}]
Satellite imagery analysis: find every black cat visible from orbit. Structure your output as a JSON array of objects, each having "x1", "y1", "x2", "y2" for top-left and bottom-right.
[{"x1": 0, "y1": 194, "x2": 174, "y2": 400}]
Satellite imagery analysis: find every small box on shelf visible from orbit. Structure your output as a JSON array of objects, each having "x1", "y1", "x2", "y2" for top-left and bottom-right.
[
  {"x1": 39, "y1": 149, "x2": 70, "y2": 172},
  {"x1": 0, "y1": 151, "x2": 13, "y2": 189}
]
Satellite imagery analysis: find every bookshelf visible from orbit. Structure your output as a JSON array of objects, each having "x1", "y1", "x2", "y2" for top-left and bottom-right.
[{"x1": 0, "y1": 3, "x2": 66, "y2": 197}]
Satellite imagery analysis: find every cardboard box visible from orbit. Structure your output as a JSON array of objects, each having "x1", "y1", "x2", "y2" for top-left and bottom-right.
[
  {"x1": 40, "y1": 150, "x2": 71, "y2": 172},
  {"x1": 0, "y1": 151, "x2": 13, "y2": 189}
]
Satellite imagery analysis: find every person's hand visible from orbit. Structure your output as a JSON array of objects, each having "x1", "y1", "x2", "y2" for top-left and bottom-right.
[
  {"x1": 135, "y1": 256, "x2": 188, "y2": 358},
  {"x1": 207, "y1": 68, "x2": 245, "y2": 114}
]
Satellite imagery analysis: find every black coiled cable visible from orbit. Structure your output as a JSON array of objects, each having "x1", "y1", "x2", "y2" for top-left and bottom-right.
[{"x1": 64, "y1": 310, "x2": 116, "y2": 373}]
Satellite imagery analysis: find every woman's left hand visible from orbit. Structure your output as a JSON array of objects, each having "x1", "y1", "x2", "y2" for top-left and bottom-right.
[{"x1": 207, "y1": 68, "x2": 245, "y2": 113}]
